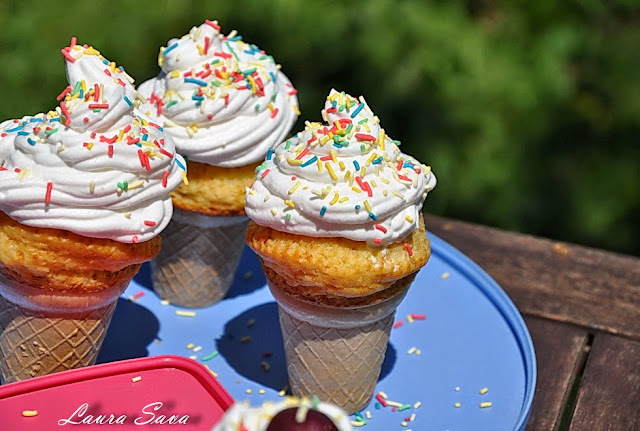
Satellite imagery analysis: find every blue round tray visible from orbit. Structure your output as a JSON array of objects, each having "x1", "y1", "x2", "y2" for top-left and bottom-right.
[{"x1": 99, "y1": 233, "x2": 536, "y2": 431}]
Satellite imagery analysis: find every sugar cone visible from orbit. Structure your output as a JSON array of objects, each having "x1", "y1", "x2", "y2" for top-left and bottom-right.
[
  {"x1": 267, "y1": 273, "x2": 415, "y2": 414},
  {"x1": 0, "y1": 295, "x2": 117, "y2": 384},
  {"x1": 150, "y1": 208, "x2": 249, "y2": 308}
]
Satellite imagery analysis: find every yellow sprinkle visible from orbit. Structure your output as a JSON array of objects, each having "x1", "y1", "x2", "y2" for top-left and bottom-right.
[
  {"x1": 84, "y1": 48, "x2": 99, "y2": 56},
  {"x1": 480, "y1": 387, "x2": 489, "y2": 395},
  {"x1": 351, "y1": 186, "x2": 361, "y2": 194},
  {"x1": 160, "y1": 300, "x2": 170, "y2": 306},
  {"x1": 319, "y1": 135, "x2": 330, "y2": 145},
  {"x1": 175, "y1": 311, "x2": 196, "y2": 317},
  {"x1": 380, "y1": 177, "x2": 390, "y2": 184},
  {"x1": 351, "y1": 421, "x2": 366, "y2": 427},
  {"x1": 366, "y1": 153, "x2": 378, "y2": 165},
  {"x1": 379, "y1": 129, "x2": 386, "y2": 151},
  {"x1": 344, "y1": 171, "x2": 351, "y2": 181},
  {"x1": 131, "y1": 376, "x2": 142, "y2": 383},
  {"x1": 56, "y1": 145, "x2": 66, "y2": 153},
  {"x1": 362, "y1": 122, "x2": 370, "y2": 133},
  {"x1": 22, "y1": 410, "x2": 38, "y2": 417},
  {"x1": 169, "y1": 70, "x2": 181, "y2": 79},
  {"x1": 85, "y1": 142, "x2": 94, "y2": 150},
  {"x1": 317, "y1": 157, "x2": 323, "y2": 172},
  {"x1": 401, "y1": 422, "x2": 408, "y2": 427},
  {"x1": 17, "y1": 168, "x2": 31, "y2": 180},
  {"x1": 480, "y1": 402, "x2": 493, "y2": 408},
  {"x1": 360, "y1": 166, "x2": 366, "y2": 178},
  {"x1": 189, "y1": 355, "x2": 197, "y2": 360},
  {"x1": 288, "y1": 181, "x2": 301, "y2": 195},
  {"x1": 370, "y1": 180, "x2": 377, "y2": 188},
  {"x1": 278, "y1": 386, "x2": 289, "y2": 397},
  {"x1": 405, "y1": 215, "x2": 414, "y2": 223},
  {"x1": 338, "y1": 197, "x2": 349, "y2": 203},
  {"x1": 271, "y1": 208, "x2": 278, "y2": 216},
  {"x1": 325, "y1": 162, "x2": 338, "y2": 181},
  {"x1": 284, "y1": 200, "x2": 295, "y2": 208},
  {"x1": 196, "y1": 43, "x2": 204, "y2": 55},
  {"x1": 330, "y1": 149, "x2": 338, "y2": 163},
  {"x1": 89, "y1": 181, "x2": 96, "y2": 194},
  {"x1": 181, "y1": 171, "x2": 189, "y2": 185},
  {"x1": 441, "y1": 272, "x2": 451, "y2": 279},
  {"x1": 414, "y1": 401, "x2": 422, "y2": 409},
  {"x1": 128, "y1": 180, "x2": 144, "y2": 190},
  {"x1": 286, "y1": 157, "x2": 303, "y2": 166},
  {"x1": 240, "y1": 336, "x2": 252, "y2": 343},
  {"x1": 407, "y1": 314, "x2": 414, "y2": 323},
  {"x1": 247, "y1": 188, "x2": 256, "y2": 196},
  {"x1": 246, "y1": 389, "x2": 253, "y2": 394},
  {"x1": 338, "y1": 161, "x2": 346, "y2": 171},
  {"x1": 263, "y1": 195, "x2": 270, "y2": 202},
  {"x1": 292, "y1": 104, "x2": 301, "y2": 116},
  {"x1": 363, "y1": 200, "x2": 372, "y2": 212},
  {"x1": 186, "y1": 343, "x2": 195, "y2": 349},
  {"x1": 454, "y1": 402, "x2": 461, "y2": 408},
  {"x1": 210, "y1": 370, "x2": 218, "y2": 378},
  {"x1": 330, "y1": 193, "x2": 340, "y2": 205}
]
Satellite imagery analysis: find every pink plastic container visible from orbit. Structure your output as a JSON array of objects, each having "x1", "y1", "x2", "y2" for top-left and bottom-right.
[{"x1": 0, "y1": 355, "x2": 234, "y2": 430}]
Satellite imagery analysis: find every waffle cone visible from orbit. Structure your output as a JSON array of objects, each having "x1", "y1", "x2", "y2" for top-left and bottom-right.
[
  {"x1": 0, "y1": 295, "x2": 117, "y2": 384},
  {"x1": 278, "y1": 306, "x2": 394, "y2": 414},
  {"x1": 151, "y1": 209, "x2": 249, "y2": 307}
]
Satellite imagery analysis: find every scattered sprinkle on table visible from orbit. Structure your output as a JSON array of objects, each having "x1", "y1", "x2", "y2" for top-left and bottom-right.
[
  {"x1": 441, "y1": 272, "x2": 450, "y2": 279},
  {"x1": 245, "y1": 389, "x2": 252, "y2": 394},
  {"x1": 186, "y1": 343, "x2": 195, "y2": 349},
  {"x1": 192, "y1": 345, "x2": 202, "y2": 353},
  {"x1": 480, "y1": 402, "x2": 493, "y2": 408},
  {"x1": 480, "y1": 387, "x2": 489, "y2": 394},
  {"x1": 454, "y1": 402, "x2": 461, "y2": 408},
  {"x1": 201, "y1": 350, "x2": 219, "y2": 361},
  {"x1": 175, "y1": 310, "x2": 196, "y2": 317},
  {"x1": 160, "y1": 299, "x2": 170, "y2": 306},
  {"x1": 22, "y1": 410, "x2": 38, "y2": 417},
  {"x1": 131, "y1": 376, "x2": 142, "y2": 383}
]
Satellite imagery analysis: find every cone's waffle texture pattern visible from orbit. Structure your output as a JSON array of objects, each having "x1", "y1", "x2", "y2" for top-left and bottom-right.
[
  {"x1": 151, "y1": 216, "x2": 249, "y2": 308},
  {"x1": 0, "y1": 295, "x2": 117, "y2": 384},
  {"x1": 278, "y1": 306, "x2": 394, "y2": 414}
]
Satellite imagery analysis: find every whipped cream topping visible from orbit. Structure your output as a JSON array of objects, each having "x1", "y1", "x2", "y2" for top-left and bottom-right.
[
  {"x1": 245, "y1": 89, "x2": 436, "y2": 247},
  {"x1": 212, "y1": 398, "x2": 353, "y2": 431},
  {"x1": 138, "y1": 20, "x2": 299, "y2": 168},
  {"x1": 0, "y1": 40, "x2": 186, "y2": 243}
]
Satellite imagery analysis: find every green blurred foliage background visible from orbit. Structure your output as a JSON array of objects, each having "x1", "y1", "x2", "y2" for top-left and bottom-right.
[{"x1": 0, "y1": 0, "x2": 638, "y2": 255}]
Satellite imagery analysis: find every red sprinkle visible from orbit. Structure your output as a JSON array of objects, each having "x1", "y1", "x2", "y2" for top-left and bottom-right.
[
  {"x1": 224, "y1": 94, "x2": 230, "y2": 105},
  {"x1": 132, "y1": 236, "x2": 139, "y2": 243},
  {"x1": 319, "y1": 155, "x2": 333, "y2": 161},
  {"x1": 404, "y1": 242, "x2": 414, "y2": 257},
  {"x1": 108, "y1": 145, "x2": 114, "y2": 158},
  {"x1": 158, "y1": 148, "x2": 174, "y2": 159},
  {"x1": 355, "y1": 133, "x2": 376, "y2": 142},
  {"x1": 162, "y1": 171, "x2": 170, "y2": 188},
  {"x1": 262, "y1": 352, "x2": 273, "y2": 358},
  {"x1": 45, "y1": 182, "x2": 53, "y2": 204},
  {"x1": 100, "y1": 135, "x2": 118, "y2": 144},
  {"x1": 144, "y1": 220, "x2": 156, "y2": 226},
  {"x1": 69, "y1": 36, "x2": 77, "y2": 47},
  {"x1": 214, "y1": 51, "x2": 232, "y2": 59},
  {"x1": 123, "y1": 125, "x2": 131, "y2": 133},
  {"x1": 261, "y1": 169, "x2": 271, "y2": 178},
  {"x1": 374, "y1": 224, "x2": 387, "y2": 233},
  {"x1": 88, "y1": 103, "x2": 109, "y2": 109},
  {"x1": 203, "y1": 37, "x2": 210, "y2": 55},
  {"x1": 375, "y1": 394, "x2": 388, "y2": 407},
  {"x1": 133, "y1": 291, "x2": 145, "y2": 299},
  {"x1": 59, "y1": 101, "x2": 71, "y2": 126},
  {"x1": 325, "y1": 107, "x2": 337, "y2": 114},
  {"x1": 83, "y1": 117, "x2": 89, "y2": 123},
  {"x1": 270, "y1": 108, "x2": 279, "y2": 119},
  {"x1": 56, "y1": 86, "x2": 72, "y2": 101},
  {"x1": 374, "y1": 238, "x2": 382, "y2": 244},
  {"x1": 103, "y1": 69, "x2": 112, "y2": 77},
  {"x1": 393, "y1": 321, "x2": 403, "y2": 329},
  {"x1": 94, "y1": 83, "x2": 100, "y2": 102},
  {"x1": 288, "y1": 89, "x2": 299, "y2": 95},
  {"x1": 60, "y1": 48, "x2": 76, "y2": 63},
  {"x1": 205, "y1": 19, "x2": 221, "y2": 30},
  {"x1": 397, "y1": 174, "x2": 412, "y2": 182},
  {"x1": 295, "y1": 148, "x2": 310, "y2": 160},
  {"x1": 411, "y1": 313, "x2": 427, "y2": 320}
]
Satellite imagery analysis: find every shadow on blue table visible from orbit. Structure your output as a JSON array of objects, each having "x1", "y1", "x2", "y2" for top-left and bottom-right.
[
  {"x1": 97, "y1": 298, "x2": 159, "y2": 363},
  {"x1": 217, "y1": 302, "x2": 397, "y2": 391}
]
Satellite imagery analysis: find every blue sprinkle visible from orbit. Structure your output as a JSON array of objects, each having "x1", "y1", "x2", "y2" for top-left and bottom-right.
[
  {"x1": 50, "y1": 118, "x2": 61, "y2": 123},
  {"x1": 29, "y1": 118, "x2": 43, "y2": 123},
  {"x1": 184, "y1": 78, "x2": 208, "y2": 86},
  {"x1": 191, "y1": 95, "x2": 205, "y2": 101},
  {"x1": 300, "y1": 156, "x2": 318, "y2": 167},
  {"x1": 17, "y1": 131, "x2": 29, "y2": 136},
  {"x1": 332, "y1": 100, "x2": 337, "y2": 108},
  {"x1": 369, "y1": 212, "x2": 378, "y2": 221},
  {"x1": 372, "y1": 157, "x2": 384, "y2": 164},
  {"x1": 123, "y1": 96, "x2": 133, "y2": 107},
  {"x1": 269, "y1": 71, "x2": 277, "y2": 83},
  {"x1": 353, "y1": 161, "x2": 360, "y2": 170},
  {"x1": 79, "y1": 90, "x2": 84, "y2": 99},
  {"x1": 175, "y1": 158, "x2": 186, "y2": 170},
  {"x1": 27, "y1": 138, "x2": 36, "y2": 145},
  {"x1": 333, "y1": 143, "x2": 343, "y2": 149},
  {"x1": 163, "y1": 42, "x2": 179, "y2": 56},
  {"x1": 5, "y1": 126, "x2": 23, "y2": 133},
  {"x1": 227, "y1": 35, "x2": 243, "y2": 42},
  {"x1": 266, "y1": 148, "x2": 274, "y2": 161},
  {"x1": 355, "y1": 205, "x2": 361, "y2": 210},
  {"x1": 350, "y1": 103, "x2": 365, "y2": 118},
  {"x1": 142, "y1": 134, "x2": 149, "y2": 142},
  {"x1": 403, "y1": 161, "x2": 414, "y2": 169},
  {"x1": 102, "y1": 59, "x2": 109, "y2": 65},
  {"x1": 319, "y1": 206, "x2": 327, "y2": 216}
]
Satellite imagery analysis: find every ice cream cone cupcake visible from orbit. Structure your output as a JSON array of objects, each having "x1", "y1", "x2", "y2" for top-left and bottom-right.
[
  {"x1": 0, "y1": 40, "x2": 185, "y2": 383},
  {"x1": 138, "y1": 20, "x2": 299, "y2": 307},
  {"x1": 245, "y1": 90, "x2": 436, "y2": 413}
]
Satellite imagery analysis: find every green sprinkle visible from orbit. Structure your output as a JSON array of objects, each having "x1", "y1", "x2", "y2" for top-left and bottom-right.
[
  {"x1": 358, "y1": 118, "x2": 368, "y2": 124},
  {"x1": 361, "y1": 144, "x2": 366, "y2": 152},
  {"x1": 242, "y1": 67, "x2": 257, "y2": 75},
  {"x1": 72, "y1": 81, "x2": 82, "y2": 96},
  {"x1": 254, "y1": 103, "x2": 260, "y2": 111},
  {"x1": 201, "y1": 351, "x2": 219, "y2": 361},
  {"x1": 346, "y1": 124, "x2": 353, "y2": 133},
  {"x1": 398, "y1": 404, "x2": 412, "y2": 411},
  {"x1": 210, "y1": 81, "x2": 221, "y2": 87},
  {"x1": 117, "y1": 180, "x2": 128, "y2": 191},
  {"x1": 284, "y1": 139, "x2": 292, "y2": 150},
  {"x1": 166, "y1": 100, "x2": 178, "y2": 109},
  {"x1": 225, "y1": 41, "x2": 240, "y2": 61},
  {"x1": 256, "y1": 161, "x2": 267, "y2": 172},
  {"x1": 271, "y1": 92, "x2": 278, "y2": 102},
  {"x1": 211, "y1": 59, "x2": 221, "y2": 65},
  {"x1": 285, "y1": 213, "x2": 292, "y2": 220},
  {"x1": 44, "y1": 128, "x2": 58, "y2": 135}
]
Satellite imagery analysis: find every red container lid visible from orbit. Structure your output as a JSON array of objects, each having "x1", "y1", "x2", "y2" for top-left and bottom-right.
[{"x1": 0, "y1": 355, "x2": 234, "y2": 430}]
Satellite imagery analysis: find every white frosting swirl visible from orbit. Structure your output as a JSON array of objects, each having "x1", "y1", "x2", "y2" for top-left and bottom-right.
[
  {"x1": 212, "y1": 398, "x2": 353, "y2": 431},
  {"x1": 245, "y1": 89, "x2": 436, "y2": 246},
  {"x1": 138, "y1": 20, "x2": 299, "y2": 168},
  {"x1": 0, "y1": 42, "x2": 186, "y2": 243}
]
